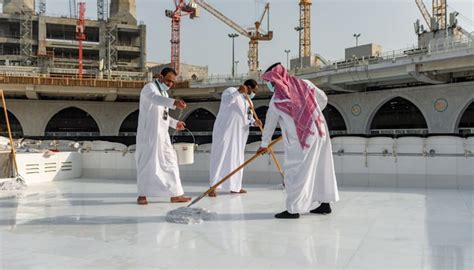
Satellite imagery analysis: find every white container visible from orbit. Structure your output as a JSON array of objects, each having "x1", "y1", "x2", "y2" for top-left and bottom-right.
[
  {"x1": 180, "y1": 143, "x2": 211, "y2": 183},
  {"x1": 16, "y1": 152, "x2": 82, "y2": 184},
  {"x1": 396, "y1": 136, "x2": 426, "y2": 188},
  {"x1": 173, "y1": 143, "x2": 195, "y2": 165}
]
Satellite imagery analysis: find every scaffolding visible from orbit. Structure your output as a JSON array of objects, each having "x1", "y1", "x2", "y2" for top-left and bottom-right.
[
  {"x1": 107, "y1": 26, "x2": 118, "y2": 76},
  {"x1": 20, "y1": 9, "x2": 33, "y2": 66},
  {"x1": 69, "y1": 0, "x2": 77, "y2": 18},
  {"x1": 97, "y1": 0, "x2": 109, "y2": 21}
]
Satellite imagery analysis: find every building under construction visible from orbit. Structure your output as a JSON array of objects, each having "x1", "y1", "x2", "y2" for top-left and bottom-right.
[{"x1": 0, "y1": 0, "x2": 147, "y2": 80}]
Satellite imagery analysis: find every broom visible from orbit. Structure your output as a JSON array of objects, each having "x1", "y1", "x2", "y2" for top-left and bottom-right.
[{"x1": 0, "y1": 90, "x2": 26, "y2": 190}]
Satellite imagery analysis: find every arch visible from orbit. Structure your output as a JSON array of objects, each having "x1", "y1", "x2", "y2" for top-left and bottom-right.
[
  {"x1": 368, "y1": 97, "x2": 428, "y2": 135},
  {"x1": 323, "y1": 104, "x2": 348, "y2": 134},
  {"x1": 0, "y1": 109, "x2": 23, "y2": 138},
  {"x1": 45, "y1": 107, "x2": 100, "y2": 136},
  {"x1": 119, "y1": 110, "x2": 139, "y2": 136},
  {"x1": 184, "y1": 108, "x2": 216, "y2": 132},
  {"x1": 458, "y1": 101, "x2": 474, "y2": 134}
]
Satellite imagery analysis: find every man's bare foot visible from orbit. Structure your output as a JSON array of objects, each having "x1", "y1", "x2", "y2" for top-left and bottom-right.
[
  {"x1": 170, "y1": 195, "x2": 192, "y2": 203},
  {"x1": 137, "y1": 196, "x2": 148, "y2": 205},
  {"x1": 208, "y1": 190, "x2": 217, "y2": 197},
  {"x1": 230, "y1": 189, "x2": 247, "y2": 194}
]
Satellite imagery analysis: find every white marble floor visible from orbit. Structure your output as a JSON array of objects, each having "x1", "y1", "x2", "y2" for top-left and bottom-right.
[{"x1": 0, "y1": 179, "x2": 473, "y2": 270}]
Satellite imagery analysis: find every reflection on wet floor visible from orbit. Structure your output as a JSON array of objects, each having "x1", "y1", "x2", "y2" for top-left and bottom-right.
[{"x1": 1, "y1": 179, "x2": 473, "y2": 269}]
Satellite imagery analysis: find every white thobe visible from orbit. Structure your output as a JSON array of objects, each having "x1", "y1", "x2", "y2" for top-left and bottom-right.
[
  {"x1": 209, "y1": 87, "x2": 254, "y2": 192},
  {"x1": 261, "y1": 80, "x2": 339, "y2": 214},
  {"x1": 136, "y1": 82, "x2": 184, "y2": 197}
]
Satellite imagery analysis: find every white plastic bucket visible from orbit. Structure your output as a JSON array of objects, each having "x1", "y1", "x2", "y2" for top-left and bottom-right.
[
  {"x1": 172, "y1": 129, "x2": 196, "y2": 165},
  {"x1": 173, "y1": 143, "x2": 195, "y2": 165}
]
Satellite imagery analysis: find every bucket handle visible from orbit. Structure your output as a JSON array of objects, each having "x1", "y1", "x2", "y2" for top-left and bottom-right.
[{"x1": 172, "y1": 128, "x2": 196, "y2": 147}]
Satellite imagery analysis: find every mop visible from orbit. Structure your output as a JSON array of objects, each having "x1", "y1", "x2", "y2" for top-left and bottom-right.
[
  {"x1": 166, "y1": 137, "x2": 283, "y2": 224},
  {"x1": 0, "y1": 90, "x2": 26, "y2": 191}
]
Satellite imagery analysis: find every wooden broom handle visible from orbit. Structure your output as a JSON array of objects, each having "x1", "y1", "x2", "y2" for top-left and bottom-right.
[
  {"x1": 245, "y1": 94, "x2": 285, "y2": 176},
  {"x1": 188, "y1": 136, "x2": 283, "y2": 207},
  {"x1": 0, "y1": 90, "x2": 19, "y2": 175}
]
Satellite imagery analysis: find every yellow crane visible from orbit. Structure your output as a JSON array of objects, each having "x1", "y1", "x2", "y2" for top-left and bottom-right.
[
  {"x1": 192, "y1": 0, "x2": 273, "y2": 74},
  {"x1": 299, "y1": 0, "x2": 312, "y2": 58},
  {"x1": 415, "y1": 0, "x2": 447, "y2": 31}
]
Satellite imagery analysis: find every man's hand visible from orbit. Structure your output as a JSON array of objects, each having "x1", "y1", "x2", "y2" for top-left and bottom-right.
[
  {"x1": 176, "y1": 121, "x2": 186, "y2": 131},
  {"x1": 257, "y1": 147, "x2": 268, "y2": 155},
  {"x1": 238, "y1": 85, "x2": 248, "y2": 94},
  {"x1": 254, "y1": 119, "x2": 263, "y2": 128},
  {"x1": 174, "y1": 99, "x2": 187, "y2": 109}
]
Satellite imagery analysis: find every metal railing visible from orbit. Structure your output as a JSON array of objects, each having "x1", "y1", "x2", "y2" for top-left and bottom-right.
[
  {"x1": 297, "y1": 33, "x2": 474, "y2": 74},
  {"x1": 45, "y1": 132, "x2": 101, "y2": 137},
  {"x1": 172, "y1": 130, "x2": 347, "y2": 137},
  {"x1": 186, "y1": 33, "x2": 474, "y2": 86},
  {"x1": 459, "y1": 128, "x2": 474, "y2": 134},
  {"x1": 370, "y1": 129, "x2": 429, "y2": 135},
  {"x1": 0, "y1": 75, "x2": 146, "y2": 89},
  {"x1": 189, "y1": 73, "x2": 264, "y2": 86}
]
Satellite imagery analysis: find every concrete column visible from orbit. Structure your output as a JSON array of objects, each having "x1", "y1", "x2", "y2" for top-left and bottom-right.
[
  {"x1": 139, "y1": 24, "x2": 147, "y2": 72},
  {"x1": 109, "y1": 0, "x2": 137, "y2": 25},
  {"x1": 3, "y1": 0, "x2": 35, "y2": 14},
  {"x1": 37, "y1": 16, "x2": 47, "y2": 56}
]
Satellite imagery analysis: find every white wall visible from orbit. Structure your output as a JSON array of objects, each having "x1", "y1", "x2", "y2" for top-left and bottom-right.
[{"x1": 14, "y1": 136, "x2": 474, "y2": 189}]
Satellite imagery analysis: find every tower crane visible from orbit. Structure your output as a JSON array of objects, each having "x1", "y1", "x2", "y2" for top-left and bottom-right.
[
  {"x1": 192, "y1": 0, "x2": 273, "y2": 73},
  {"x1": 165, "y1": 0, "x2": 198, "y2": 75},
  {"x1": 415, "y1": 0, "x2": 447, "y2": 31},
  {"x1": 299, "y1": 0, "x2": 312, "y2": 58},
  {"x1": 69, "y1": 0, "x2": 77, "y2": 18}
]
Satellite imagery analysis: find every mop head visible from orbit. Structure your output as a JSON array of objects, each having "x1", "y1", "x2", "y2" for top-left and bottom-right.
[
  {"x1": 166, "y1": 207, "x2": 216, "y2": 225},
  {"x1": 0, "y1": 177, "x2": 27, "y2": 191}
]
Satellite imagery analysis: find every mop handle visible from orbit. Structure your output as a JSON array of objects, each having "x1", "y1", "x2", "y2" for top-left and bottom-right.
[
  {"x1": 244, "y1": 94, "x2": 285, "y2": 177},
  {"x1": 0, "y1": 90, "x2": 19, "y2": 175},
  {"x1": 187, "y1": 136, "x2": 283, "y2": 208}
]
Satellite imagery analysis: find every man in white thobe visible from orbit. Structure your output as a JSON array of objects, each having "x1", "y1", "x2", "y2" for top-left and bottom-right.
[
  {"x1": 258, "y1": 63, "x2": 339, "y2": 219},
  {"x1": 136, "y1": 67, "x2": 191, "y2": 205},
  {"x1": 208, "y1": 79, "x2": 262, "y2": 197}
]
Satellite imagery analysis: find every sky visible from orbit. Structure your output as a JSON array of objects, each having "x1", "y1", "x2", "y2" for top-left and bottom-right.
[{"x1": 33, "y1": 0, "x2": 474, "y2": 74}]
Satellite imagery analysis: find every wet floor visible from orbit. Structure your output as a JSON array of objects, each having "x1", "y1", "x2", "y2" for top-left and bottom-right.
[{"x1": 1, "y1": 179, "x2": 473, "y2": 269}]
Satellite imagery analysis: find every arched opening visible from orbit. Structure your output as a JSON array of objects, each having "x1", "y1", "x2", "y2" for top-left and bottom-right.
[
  {"x1": 323, "y1": 104, "x2": 347, "y2": 135},
  {"x1": 0, "y1": 109, "x2": 23, "y2": 138},
  {"x1": 119, "y1": 110, "x2": 139, "y2": 136},
  {"x1": 370, "y1": 97, "x2": 428, "y2": 135},
  {"x1": 185, "y1": 108, "x2": 215, "y2": 132},
  {"x1": 176, "y1": 108, "x2": 216, "y2": 144},
  {"x1": 45, "y1": 107, "x2": 100, "y2": 137},
  {"x1": 458, "y1": 102, "x2": 474, "y2": 134}
]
